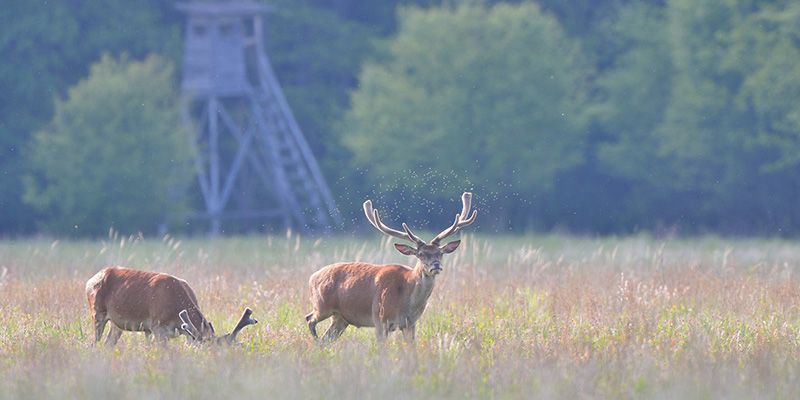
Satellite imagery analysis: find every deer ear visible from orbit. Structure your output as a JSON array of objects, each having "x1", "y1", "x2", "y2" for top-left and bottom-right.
[
  {"x1": 441, "y1": 240, "x2": 461, "y2": 254},
  {"x1": 394, "y1": 243, "x2": 417, "y2": 256}
]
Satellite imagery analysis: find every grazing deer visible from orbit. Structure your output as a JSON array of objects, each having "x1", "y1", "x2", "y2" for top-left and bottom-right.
[
  {"x1": 306, "y1": 192, "x2": 477, "y2": 344},
  {"x1": 85, "y1": 266, "x2": 257, "y2": 346}
]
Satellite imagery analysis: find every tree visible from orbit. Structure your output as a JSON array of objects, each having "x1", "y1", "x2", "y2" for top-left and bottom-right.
[
  {"x1": 582, "y1": 2, "x2": 678, "y2": 230},
  {"x1": 341, "y1": 3, "x2": 589, "y2": 230},
  {"x1": 0, "y1": 0, "x2": 180, "y2": 234},
  {"x1": 581, "y1": 0, "x2": 800, "y2": 234},
  {"x1": 649, "y1": 0, "x2": 800, "y2": 233},
  {"x1": 25, "y1": 55, "x2": 192, "y2": 236},
  {"x1": 264, "y1": 2, "x2": 375, "y2": 170},
  {"x1": 732, "y1": 1, "x2": 800, "y2": 171}
]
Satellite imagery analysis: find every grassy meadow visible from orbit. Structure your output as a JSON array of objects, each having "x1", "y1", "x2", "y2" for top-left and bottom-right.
[{"x1": 2, "y1": 232, "x2": 800, "y2": 398}]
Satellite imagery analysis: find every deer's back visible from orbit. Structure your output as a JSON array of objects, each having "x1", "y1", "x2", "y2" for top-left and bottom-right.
[
  {"x1": 86, "y1": 266, "x2": 198, "y2": 328},
  {"x1": 310, "y1": 262, "x2": 413, "y2": 326}
]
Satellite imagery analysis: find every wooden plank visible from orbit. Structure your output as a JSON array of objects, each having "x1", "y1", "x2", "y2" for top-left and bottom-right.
[
  {"x1": 255, "y1": 51, "x2": 342, "y2": 226},
  {"x1": 217, "y1": 102, "x2": 254, "y2": 207},
  {"x1": 181, "y1": 98, "x2": 212, "y2": 210}
]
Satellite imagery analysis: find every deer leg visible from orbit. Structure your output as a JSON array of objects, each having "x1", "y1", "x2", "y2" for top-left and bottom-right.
[
  {"x1": 374, "y1": 321, "x2": 388, "y2": 344},
  {"x1": 151, "y1": 327, "x2": 171, "y2": 345},
  {"x1": 321, "y1": 315, "x2": 349, "y2": 344},
  {"x1": 305, "y1": 312, "x2": 319, "y2": 339},
  {"x1": 92, "y1": 312, "x2": 108, "y2": 344},
  {"x1": 105, "y1": 325, "x2": 122, "y2": 347},
  {"x1": 400, "y1": 324, "x2": 418, "y2": 367},
  {"x1": 306, "y1": 311, "x2": 332, "y2": 340},
  {"x1": 401, "y1": 324, "x2": 416, "y2": 344},
  {"x1": 372, "y1": 305, "x2": 388, "y2": 345}
]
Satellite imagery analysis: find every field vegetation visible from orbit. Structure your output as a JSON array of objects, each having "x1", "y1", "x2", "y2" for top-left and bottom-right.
[{"x1": 2, "y1": 233, "x2": 800, "y2": 398}]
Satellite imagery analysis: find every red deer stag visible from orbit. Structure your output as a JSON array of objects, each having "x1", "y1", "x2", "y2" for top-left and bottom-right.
[
  {"x1": 85, "y1": 266, "x2": 257, "y2": 346},
  {"x1": 306, "y1": 192, "x2": 477, "y2": 344}
]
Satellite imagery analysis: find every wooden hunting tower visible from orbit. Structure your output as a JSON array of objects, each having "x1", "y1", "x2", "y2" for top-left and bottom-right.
[{"x1": 177, "y1": 1, "x2": 341, "y2": 235}]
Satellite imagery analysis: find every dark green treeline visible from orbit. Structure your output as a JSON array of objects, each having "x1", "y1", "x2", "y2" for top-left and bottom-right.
[{"x1": 2, "y1": 0, "x2": 799, "y2": 236}]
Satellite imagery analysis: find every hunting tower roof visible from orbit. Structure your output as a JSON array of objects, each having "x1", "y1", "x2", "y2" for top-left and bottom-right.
[{"x1": 176, "y1": 1, "x2": 272, "y2": 16}]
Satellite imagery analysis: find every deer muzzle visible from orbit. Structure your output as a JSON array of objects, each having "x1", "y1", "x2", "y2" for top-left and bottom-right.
[{"x1": 430, "y1": 261, "x2": 442, "y2": 274}]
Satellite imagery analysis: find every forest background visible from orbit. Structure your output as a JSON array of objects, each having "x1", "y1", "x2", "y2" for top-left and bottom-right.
[{"x1": 2, "y1": 0, "x2": 799, "y2": 237}]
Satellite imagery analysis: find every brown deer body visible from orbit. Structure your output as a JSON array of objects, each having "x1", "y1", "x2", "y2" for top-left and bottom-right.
[
  {"x1": 85, "y1": 266, "x2": 256, "y2": 346},
  {"x1": 306, "y1": 192, "x2": 476, "y2": 343}
]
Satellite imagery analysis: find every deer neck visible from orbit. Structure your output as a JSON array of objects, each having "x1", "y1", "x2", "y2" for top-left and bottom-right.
[{"x1": 409, "y1": 261, "x2": 436, "y2": 312}]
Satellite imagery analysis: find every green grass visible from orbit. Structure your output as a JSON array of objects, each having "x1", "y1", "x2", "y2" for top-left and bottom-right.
[{"x1": 2, "y1": 233, "x2": 800, "y2": 398}]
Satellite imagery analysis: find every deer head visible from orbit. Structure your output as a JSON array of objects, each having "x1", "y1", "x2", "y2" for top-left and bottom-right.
[
  {"x1": 179, "y1": 308, "x2": 258, "y2": 345},
  {"x1": 363, "y1": 192, "x2": 477, "y2": 276}
]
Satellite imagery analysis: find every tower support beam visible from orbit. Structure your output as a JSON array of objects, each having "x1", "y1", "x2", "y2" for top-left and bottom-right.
[{"x1": 177, "y1": 1, "x2": 341, "y2": 235}]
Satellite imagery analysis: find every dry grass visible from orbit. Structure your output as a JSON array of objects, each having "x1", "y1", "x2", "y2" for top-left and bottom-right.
[{"x1": 2, "y1": 233, "x2": 800, "y2": 398}]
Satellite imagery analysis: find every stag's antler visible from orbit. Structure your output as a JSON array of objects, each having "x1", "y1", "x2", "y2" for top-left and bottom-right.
[
  {"x1": 431, "y1": 192, "x2": 477, "y2": 245},
  {"x1": 223, "y1": 307, "x2": 258, "y2": 344},
  {"x1": 363, "y1": 199, "x2": 425, "y2": 246},
  {"x1": 179, "y1": 309, "x2": 200, "y2": 340}
]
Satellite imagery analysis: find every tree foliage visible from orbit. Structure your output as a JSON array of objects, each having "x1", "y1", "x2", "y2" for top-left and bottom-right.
[
  {"x1": 652, "y1": 0, "x2": 800, "y2": 232},
  {"x1": 3, "y1": 0, "x2": 800, "y2": 235},
  {"x1": 342, "y1": 3, "x2": 589, "y2": 229},
  {"x1": 579, "y1": 0, "x2": 800, "y2": 234},
  {"x1": 0, "y1": 0, "x2": 180, "y2": 234},
  {"x1": 24, "y1": 55, "x2": 192, "y2": 235},
  {"x1": 265, "y1": 2, "x2": 375, "y2": 167}
]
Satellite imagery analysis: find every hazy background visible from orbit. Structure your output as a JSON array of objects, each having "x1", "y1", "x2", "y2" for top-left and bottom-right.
[{"x1": 2, "y1": 0, "x2": 800, "y2": 237}]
